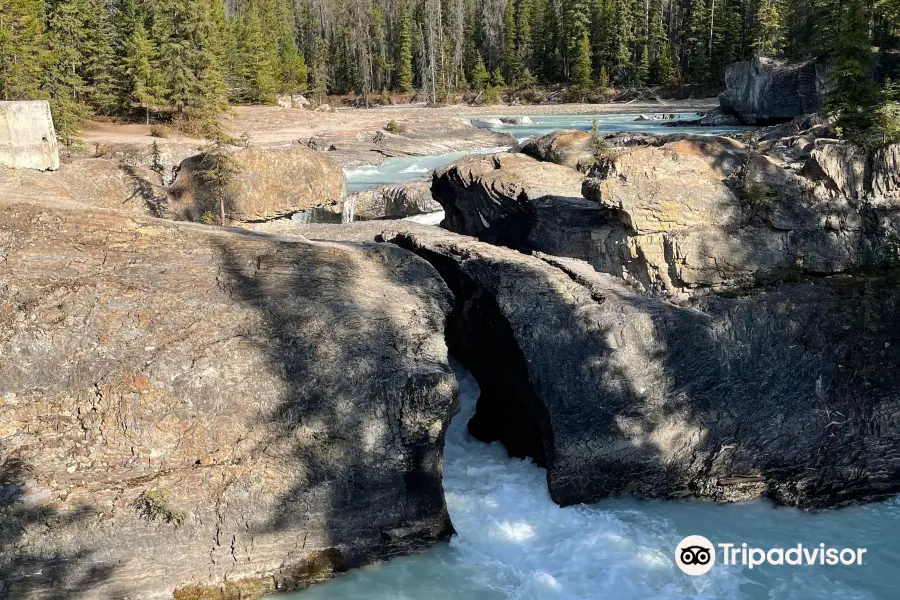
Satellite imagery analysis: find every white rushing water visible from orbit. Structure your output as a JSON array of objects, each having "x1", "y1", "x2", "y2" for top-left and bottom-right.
[
  {"x1": 277, "y1": 361, "x2": 900, "y2": 600},
  {"x1": 344, "y1": 146, "x2": 512, "y2": 193}
]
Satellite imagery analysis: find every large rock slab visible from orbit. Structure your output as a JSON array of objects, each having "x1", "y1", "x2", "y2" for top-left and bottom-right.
[
  {"x1": 382, "y1": 229, "x2": 900, "y2": 510},
  {"x1": 431, "y1": 152, "x2": 599, "y2": 254},
  {"x1": 167, "y1": 147, "x2": 347, "y2": 223},
  {"x1": 0, "y1": 157, "x2": 167, "y2": 217},
  {"x1": 583, "y1": 136, "x2": 898, "y2": 297},
  {"x1": 513, "y1": 130, "x2": 595, "y2": 172},
  {"x1": 719, "y1": 57, "x2": 828, "y2": 124},
  {"x1": 0, "y1": 197, "x2": 457, "y2": 599},
  {"x1": 346, "y1": 181, "x2": 441, "y2": 221},
  {"x1": 0, "y1": 101, "x2": 60, "y2": 171}
]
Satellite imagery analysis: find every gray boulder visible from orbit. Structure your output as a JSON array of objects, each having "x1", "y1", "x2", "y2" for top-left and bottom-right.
[
  {"x1": 699, "y1": 107, "x2": 742, "y2": 126},
  {"x1": 167, "y1": 147, "x2": 347, "y2": 223},
  {"x1": 719, "y1": 56, "x2": 829, "y2": 124},
  {"x1": 346, "y1": 181, "x2": 441, "y2": 221},
  {"x1": 430, "y1": 152, "x2": 600, "y2": 255},
  {"x1": 513, "y1": 129, "x2": 595, "y2": 172},
  {"x1": 0, "y1": 196, "x2": 457, "y2": 599}
]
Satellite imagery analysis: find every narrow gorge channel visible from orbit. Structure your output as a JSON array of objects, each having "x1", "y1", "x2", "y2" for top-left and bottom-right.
[
  {"x1": 279, "y1": 361, "x2": 900, "y2": 600},
  {"x1": 276, "y1": 112, "x2": 900, "y2": 600}
]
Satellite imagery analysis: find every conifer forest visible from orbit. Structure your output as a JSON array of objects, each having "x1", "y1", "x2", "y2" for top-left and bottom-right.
[{"x1": 0, "y1": 0, "x2": 898, "y2": 141}]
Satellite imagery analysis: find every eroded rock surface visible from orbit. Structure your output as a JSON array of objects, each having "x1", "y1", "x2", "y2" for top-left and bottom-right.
[
  {"x1": 346, "y1": 181, "x2": 440, "y2": 221},
  {"x1": 718, "y1": 56, "x2": 828, "y2": 124},
  {"x1": 431, "y1": 152, "x2": 596, "y2": 254},
  {"x1": 437, "y1": 129, "x2": 900, "y2": 298},
  {"x1": 381, "y1": 229, "x2": 900, "y2": 510},
  {"x1": 513, "y1": 129, "x2": 594, "y2": 172},
  {"x1": 0, "y1": 197, "x2": 457, "y2": 599},
  {"x1": 167, "y1": 147, "x2": 347, "y2": 223}
]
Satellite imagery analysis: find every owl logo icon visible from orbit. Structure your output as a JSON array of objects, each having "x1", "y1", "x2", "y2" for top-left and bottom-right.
[{"x1": 675, "y1": 535, "x2": 716, "y2": 575}]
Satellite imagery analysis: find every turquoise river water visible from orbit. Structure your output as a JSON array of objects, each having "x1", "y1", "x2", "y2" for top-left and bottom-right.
[
  {"x1": 291, "y1": 114, "x2": 900, "y2": 599},
  {"x1": 276, "y1": 362, "x2": 900, "y2": 600}
]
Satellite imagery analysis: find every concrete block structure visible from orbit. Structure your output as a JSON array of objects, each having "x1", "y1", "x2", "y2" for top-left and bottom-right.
[{"x1": 0, "y1": 100, "x2": 61, "y2": 171}]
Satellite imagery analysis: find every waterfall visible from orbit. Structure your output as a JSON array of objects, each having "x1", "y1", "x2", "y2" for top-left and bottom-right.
[{"x1": 342, "y1": 193, "x2": 358, "y2": 224}]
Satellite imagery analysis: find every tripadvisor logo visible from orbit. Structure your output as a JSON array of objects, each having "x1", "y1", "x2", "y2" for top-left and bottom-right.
[
  {"x1": 674, "y1": 536, "x2": 868, "y2": 576},
  {"x1": 675, "y1": 535, "x2": 716, "y2": 575}
]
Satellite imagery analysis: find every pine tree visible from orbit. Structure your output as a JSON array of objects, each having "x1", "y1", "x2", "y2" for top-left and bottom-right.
[
  {"x1": 472, "y1": 52, "x2": 490, "y2": 89},
  {"x1": 0, "y1": 0, "x2": 46, "y2": 101},
  {"x1": 395, "y1": 4, "x2": 413, "y2": 93},
  {"x1": 754, "y1": 0, "x2": 786, "y2": 56},
  {"x1": 612, "y1": 0, "x2": 635, "y2": 85},
  {"x1": 278, "y1": 42, "x2": 308, "y2": 100},
  {"x1": 503, "y1": 0, "x2": 522, "y2": 84},
  {"x1": 155, "y1": 0, "x2": 226, "y2": 116},
  {"x1": 572, "y1": 30, "x2": 593, "y2": 97},
  {"x1": 657, "y1": 42, "x2": 677, "y2": 85},
  {"x1": 122, "y1": 21, "x2": 162, "y2": 124},
  {"x1": 817, "y1": 0, "x2": 878, "y2": 135},
  {"x1": 684, "y1": 0, "x2": 710, "y2": 83}
]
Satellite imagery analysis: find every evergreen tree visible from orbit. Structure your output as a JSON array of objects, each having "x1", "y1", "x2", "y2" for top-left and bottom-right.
[
  {"x1": 817, "y1": 0, "x2": 878, "y2": 134},
  {"x1": 503, "y1": 0, "x2": 522, "y2": 84},
  {"x1": 396, "y1": 4, "x2": 414, "y2": 93},
  {"x1": 657, "y1": 42, "x2": 677, "y2": 85},
  {"x1": 122, "y1": 21, "x2": 162, "y2": 124},
  {"x1": 278, "y1": 42, "x2": 308, "y2": 100},
  {"x1": 684, "y1": 0, "x2": 710, "y2": 83},
  {"x1": 0, "y1": 0, "x2": 46, "y2": 101},
  {"x1": 572, "y1": 30, "x2": 593, "y2": 97},
  {"x1": 155, "y1": 0, "x2": 226, "y2": 115},
  {"x1": 472, "y1": 52, "x2": 490, "y2": 89},
  {"x1": 754, "y1": 0, "x2": 786, "y2": 56}
]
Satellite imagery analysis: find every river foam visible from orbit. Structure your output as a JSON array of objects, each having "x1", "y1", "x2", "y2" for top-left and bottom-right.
[{"x1": 278, "y1": 363, "x2": 899, "y2": 600}]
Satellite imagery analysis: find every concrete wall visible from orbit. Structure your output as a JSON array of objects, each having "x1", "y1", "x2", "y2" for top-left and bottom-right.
[{"x1": 0, "y1": 100, "x2": 61, "y2": 171}]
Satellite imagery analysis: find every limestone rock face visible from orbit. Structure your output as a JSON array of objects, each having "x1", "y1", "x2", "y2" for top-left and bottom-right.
[
  {"x1": 719, "y1": 56, "x2": 828, "y2": 124},
  {"x1": 431, "y1": 152, "x2": 599, "y2": 255},
  {"x1": 437, "y1": 132, "x2": 899, "y2": 298},
  {"x1": 871, "y1": 143, "x2": 900, "y2": 206},
  {"x1": 384, "y1": 229, "x2": 900, "y2": 510},
  {"x1": 347, "y1": 181, "x2": 441, "y2": 221},
  {"x1": 0, "y1": 197, "x2": 457, "y2": 599},
  {"x1": 582, "y1": 136, "x2": 899, "y2": 296},
  {"x1": 167, "y1": 147, "x2": 347, "y2": 223},
  {"x1": 513, "y1": 129, "x2": 594, "y2": 172}
]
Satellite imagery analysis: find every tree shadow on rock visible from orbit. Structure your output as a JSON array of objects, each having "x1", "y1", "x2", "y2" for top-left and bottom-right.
[
  {"x1": 0, "y1": 456, "x2": 117, "y2": 599},
  {"x1": 209, "y1": 234, "x2": 455, "y2": 590}
]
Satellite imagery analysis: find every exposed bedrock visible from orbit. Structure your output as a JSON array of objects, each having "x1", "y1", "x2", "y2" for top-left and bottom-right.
[
  {"x1": 513, "y1": 129, "x2": 595, "y2": 172},
  {"x1": 430, "y1": 152, "x2": 602, "y2": 256},
  {"x1": 167, "y1": 146, "x2": 347, "y2": 223},
  {"x1": 346, "y1": 181, "x2": 441, "y2": 221},
  {"x1": 0, "y1": 197, "x2": 457, "y2": 598},
  {"x1": 382, "y1": 229, "x2": 900, "y2": 510},
  {"x1": 435, "y1": 131, "x2": 900, "y2": 298},
  {"x1": 718, "y1": 56, "x2": 829, "y2": 124}
]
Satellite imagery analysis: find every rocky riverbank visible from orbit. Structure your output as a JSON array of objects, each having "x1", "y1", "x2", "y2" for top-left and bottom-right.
[
  {"x1": 3, "y1": 100, "x2": 900, "y2": 598},
  {"x1": 0, "y1": 196, "x2": 457, "y2": 598}
]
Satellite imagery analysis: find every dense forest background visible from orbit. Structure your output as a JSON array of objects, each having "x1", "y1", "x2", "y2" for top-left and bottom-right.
[{"x1": 0, "y1": 0, "x2": 898, "y2": 141}]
